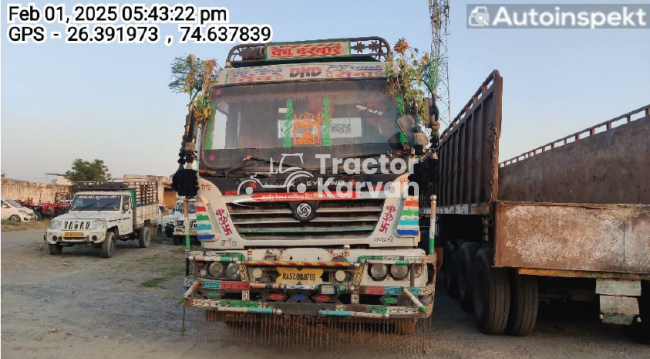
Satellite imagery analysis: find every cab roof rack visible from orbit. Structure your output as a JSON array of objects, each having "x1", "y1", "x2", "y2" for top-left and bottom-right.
[{"x1": 226, "y1": 36, "x2": 391, "y2": 67}]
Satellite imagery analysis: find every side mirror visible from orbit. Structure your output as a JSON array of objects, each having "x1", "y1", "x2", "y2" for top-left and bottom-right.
[{"x1": 397, "y1": 115, "x2": 417, "y2": 146}]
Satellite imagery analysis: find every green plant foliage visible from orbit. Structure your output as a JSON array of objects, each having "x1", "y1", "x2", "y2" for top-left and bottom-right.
[
  {"x1": 64, "y1": 159, "x2": 111, "y2": 182},
  {"x1": 169, "y1": 54, "x2": 220, "y2": 123},
  {"x1": 384, "y1": 38, "x2": 440, "y2": 125}
]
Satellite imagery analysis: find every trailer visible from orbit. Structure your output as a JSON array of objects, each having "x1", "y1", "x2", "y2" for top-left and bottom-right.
[{"x1": 435, "y1": 70, "x2": 650, "y2": 342}]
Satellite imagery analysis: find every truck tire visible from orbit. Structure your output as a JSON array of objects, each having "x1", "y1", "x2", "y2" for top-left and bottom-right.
[
  {"x1": 156, "y1": 225, "x2": 162, "y2": 238},
  {"x1": 444, "y1": 241, "x2": 461, "y2": 299},
  {"x1": 505, "y1": 272, "x2": 538, "y2": 336},
  {"x1": 101, "y1": 231, "x2": 116, "y2": 258},
  {"x1": 138, "y1": 226, "x2": 151, "y2": 248},
  {"x1": 173, "y1": 235, "x2": 183, "y2": 246},
  {"x1": 472, "y1": 248, "x2": 510, "y2": 334},
  {"x1": 48, "y1": 243, "x2": 63, "y2": 255},
  {"x1": 627, "y1": 280, "x2": 650, "y2": 344},
  {"x1": 458, "y1": 242, "x2": 481, "y2": 313},
  {"x1": 165, "y1": 227, "x2": 173, "y2": 238}
]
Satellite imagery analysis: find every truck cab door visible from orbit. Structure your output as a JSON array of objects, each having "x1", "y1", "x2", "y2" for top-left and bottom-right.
[{"x1": 119, "y1": 195, "x2": 134, "y2": 235}]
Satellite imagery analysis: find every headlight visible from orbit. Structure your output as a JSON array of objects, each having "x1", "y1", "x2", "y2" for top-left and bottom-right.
[
  {"x1": 225, "y1": 263, "x2": 240, "y2": 280},
  {"x1": 208, "y1": 262, "x2": 224, "y2": 278},
  {"x1": 89, "y1": 220, "x2": 105, "y2": 229},
  {"x1": 390, "y1": 265, "x2": 409, "y2": 279},
  {"x1": 50, "y1": 220, "x2": 62, "y2": 229},
  {"x1": 369, "y1": 264, "x2": 388, "y2": 280}
]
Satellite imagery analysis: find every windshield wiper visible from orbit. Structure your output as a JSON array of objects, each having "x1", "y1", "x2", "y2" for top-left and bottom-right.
[
  {"x1": 72, "y1": 203, "x2": 98, "y2": 211},
  {"x1": 223, "y1": 155, "x2": 310, "y2": 176}
]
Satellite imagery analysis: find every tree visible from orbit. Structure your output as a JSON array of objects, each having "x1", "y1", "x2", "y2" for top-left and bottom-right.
[{"x1": 65, "y1": 159, "x2": 111, "y2": 182}]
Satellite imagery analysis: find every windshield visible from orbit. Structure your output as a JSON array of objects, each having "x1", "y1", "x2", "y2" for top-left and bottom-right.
[
  {"x1": 203, "y1": 79, "x2": 399, "y2": 150},
  {"x1": 174, "y1": 202, "x2": 196, "y2": 214},
  {"x1": 5, "y1": 199, "x2": 22, "y2": 208},
  {"x1": 71, "y1": 195, "x2": 121, "y2": 211}
]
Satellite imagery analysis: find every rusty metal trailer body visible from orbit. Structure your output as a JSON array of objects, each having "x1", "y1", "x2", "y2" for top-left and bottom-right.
[{"x1": 435, "y1": 70, "x2": 650, "y2": 340}]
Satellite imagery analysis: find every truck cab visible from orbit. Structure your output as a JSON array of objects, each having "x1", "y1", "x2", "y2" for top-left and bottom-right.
[
  {"x1": 180, "y1": 37, "x2": 437, "y2": 332},
  {"x1": 45, "y1": 182, "x2": 159, "y2": 258}
]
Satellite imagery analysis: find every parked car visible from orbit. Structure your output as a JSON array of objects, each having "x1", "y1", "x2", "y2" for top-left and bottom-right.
[{"x1": 1, "y1": 197, "x2": 38, "y2": 222}]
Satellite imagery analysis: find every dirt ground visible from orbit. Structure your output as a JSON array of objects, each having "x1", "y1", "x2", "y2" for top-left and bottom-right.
[{"x1": 1, "y1": 228, "x2": 649, "y2": 359}]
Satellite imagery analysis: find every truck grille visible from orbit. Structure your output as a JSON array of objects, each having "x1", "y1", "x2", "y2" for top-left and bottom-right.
[
  {"x1": 64, "y1": 220, "x2": 91, "y2": 230},
  {"x1": 228, "y1": 199, "x2": 384, "y2": 240}
]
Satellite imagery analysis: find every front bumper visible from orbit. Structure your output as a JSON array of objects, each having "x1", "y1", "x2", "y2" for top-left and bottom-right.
[
  {"x1": 45, "y1": 229, "x2": 107, "y2": 245},
  {"x1": 183, "y1": 248, "x2": 436, "y2": 319}
]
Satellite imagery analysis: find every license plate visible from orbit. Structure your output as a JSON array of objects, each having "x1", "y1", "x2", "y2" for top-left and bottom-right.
[
  {"x1": 64, "y1": 232, "x2": 84, "y2": 238},
  {"x1": 276, "y1": 267, "x2": 323, "y2": 285}
]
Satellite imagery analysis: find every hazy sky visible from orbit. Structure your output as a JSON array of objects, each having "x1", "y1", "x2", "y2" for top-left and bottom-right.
[{"x1": 2, "y1": 0, "x2": 649, "y2": 182}]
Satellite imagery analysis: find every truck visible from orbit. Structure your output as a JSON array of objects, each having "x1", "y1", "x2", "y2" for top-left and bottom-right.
[
  {"x1": 436, "y1": 70, "x2": 650, "y2": 342},
  {"x1": 178, "y1": 37, "x2": 437, "y2": 333},
  {"x1": 45, "y1": 181, "x2": 159, "y2": 258},
  {"x1": 170, "y1": 197, "x2": 197, "y2": 246}
]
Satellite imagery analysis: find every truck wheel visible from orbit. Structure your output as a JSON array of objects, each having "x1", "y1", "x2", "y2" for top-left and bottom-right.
[
  {"x1": 9, "y1": 215, "x2": 21, "y2": 222},
  {"x1": 394, "y1": 319, "x2": 417, "y2": 335},
  {"x1": 156, "y1": 225, "x2": 162, "y2": 238},
  {"x1": 506, "y1": 272, "x2": 538, "y2": 336},
  {"x1": 48, "y1": 243, "x2": 63, "y2": 255},
  {"x1": 172, "y1": 235, "x2": 183, "y2": 246},
  {"x1": 101, "y1": 232, "x2": 116, "y2": 258},
  {"x1": 444, "y1": 241, "x2": 462, "y2": 299},
  {"x1": 458, "y1": 242, "x2": 481, "y2": 313},
  {"x1": 472, "y1": 248, "x2": 510, "y2": 334},
  {"x1": 138, "y1": 226, "x2": 151, "y2": 248},
  {"x1": 627, "y1": 281, "x2": 650, "y2": 344},
  {"x1": 165, "y1": 227, "x2": 173, "y2": 238}
]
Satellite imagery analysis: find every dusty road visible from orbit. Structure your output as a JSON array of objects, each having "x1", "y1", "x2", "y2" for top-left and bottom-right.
[{"x1": 2, "y1": 229, "x2": 649, "y2": 359}]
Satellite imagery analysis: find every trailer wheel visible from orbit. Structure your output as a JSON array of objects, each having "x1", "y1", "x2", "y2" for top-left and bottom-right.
[
  {"x1": 506, "y1": 272, "x2": 538, "y2": 336},
  {"x1": 48, "y1": 243, "x2": 63, "y2": 255},
  {"x1": 458, "y1": 242, "x2": 481, "y2": 313},
  {"x1": 34, "y1": 212, "x2": 42, "y2": 221},
  {"x1": 472, "y1": 248, "x2": 510, "y2": 334},
  {"x1": 101, "y1": 232, "x2": 116, "y2": 258},
  {"x1": 444, "y1": 241, "x2": 461, "y2": 299},
  {"x1": 627, "y1": 281, "x2": 650, "y2": 344},
  {"x1": 138, "y1": 226, "x2": 151, "y2": 248}
]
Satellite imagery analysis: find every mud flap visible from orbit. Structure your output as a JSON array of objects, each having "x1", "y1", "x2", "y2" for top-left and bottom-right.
[{"x1": 596, "y1": 279, "x2": 641, "y2": 325}]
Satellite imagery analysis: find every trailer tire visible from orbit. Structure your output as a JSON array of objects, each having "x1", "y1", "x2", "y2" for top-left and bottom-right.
[
  {"x1": 444, "y1": 241, "x2": 461, "y2": 299},
  {"x1": 101, "y1": 231, "x2": 116, "y2": 258},
  {"x1": 138, "y1": 226, "x2": 151, "y2": 248},
  {"x1": 458, "y1": 242, "x2": 481, "y2": 313},
  {"x1": 505, "y1": 272, "x2": 538, "y2": 336},
  {"x1": 627, "y1": 281, "x2": 650, "y2": 344},
  {"x1": 472, "y1": 248, "x2": 510, "y2": 334},
  {"x1": 34, "y1": 212, "x2": 42, "y2": 221},
  {"x1": 48, "y1": 243, "x2": 63, "y2": 255}
]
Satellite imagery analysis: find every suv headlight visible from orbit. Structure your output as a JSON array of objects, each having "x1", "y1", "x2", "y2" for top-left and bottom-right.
[
  {"x1": 89, "y1": 220, "x2": 105, "y2": 229},
  {"x1": 50, "y1": 220, "x2": 62, "y2": 229}
]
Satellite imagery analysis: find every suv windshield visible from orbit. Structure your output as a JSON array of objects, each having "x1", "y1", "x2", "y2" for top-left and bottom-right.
[
  {"x1": 71, "y1": 195, "x2": 121, "y2": 211},
  {"x1": 203, "y1": 79, "x2": 399, "y2": 150}
]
